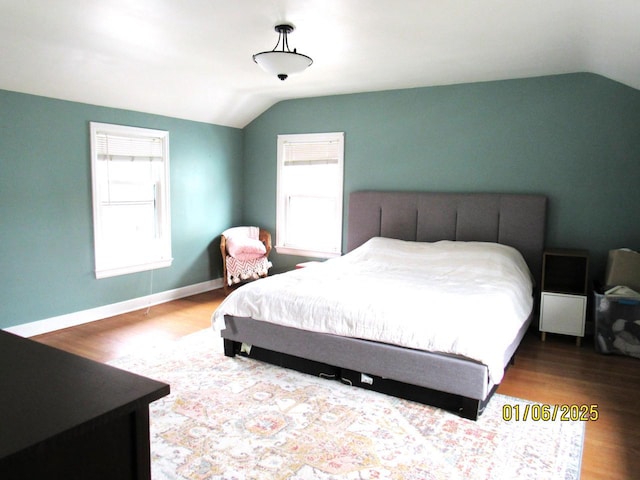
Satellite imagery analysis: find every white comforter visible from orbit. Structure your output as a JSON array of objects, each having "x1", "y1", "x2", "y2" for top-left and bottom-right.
[{"x1": 212, "y1": 237, "x2": 534, "y2": 383}]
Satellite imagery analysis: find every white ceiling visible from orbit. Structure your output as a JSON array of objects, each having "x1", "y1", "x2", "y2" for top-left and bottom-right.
[{"x1": 1, "y1": 0, "x2": 638, "y2": 128}]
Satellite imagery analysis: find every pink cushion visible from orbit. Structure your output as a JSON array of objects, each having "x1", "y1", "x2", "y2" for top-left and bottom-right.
[{"x1": 226, "y1": 236, "x2": 266, "y2": 260}]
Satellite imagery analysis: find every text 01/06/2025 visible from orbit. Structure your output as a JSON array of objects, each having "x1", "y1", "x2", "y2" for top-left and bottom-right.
[{"x1": 502, "y1": 403, "x2": 599, "y2": 422}]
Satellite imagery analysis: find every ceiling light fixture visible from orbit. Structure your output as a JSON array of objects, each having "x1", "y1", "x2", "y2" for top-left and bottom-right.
[{"x1": 253, "y1": 24, "x2": 313, "y2": 81}]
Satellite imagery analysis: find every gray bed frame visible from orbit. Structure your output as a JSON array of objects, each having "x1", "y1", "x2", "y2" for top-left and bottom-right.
[{"x1": 221, "y1": 191, "x2": 547, "y2": 419}]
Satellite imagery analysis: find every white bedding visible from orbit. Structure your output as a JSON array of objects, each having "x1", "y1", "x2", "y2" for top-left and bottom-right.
[{"x1": 212, "y1": 237, "x2": 534, "y2": 383}]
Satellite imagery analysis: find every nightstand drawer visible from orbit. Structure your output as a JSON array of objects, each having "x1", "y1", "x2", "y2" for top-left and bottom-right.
[{"x1": 540, "y1": 292, "x2": 587, "y2": 337}]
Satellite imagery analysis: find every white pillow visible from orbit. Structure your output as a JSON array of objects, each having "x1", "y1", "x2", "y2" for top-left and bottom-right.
[{"x1": 226, "y1": 236, "x2": 266, "y2": 260}]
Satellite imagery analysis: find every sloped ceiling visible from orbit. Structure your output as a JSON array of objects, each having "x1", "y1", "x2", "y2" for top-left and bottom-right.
[{"x1": 0, "y1": 0, "x2": 638, "y2": 128}]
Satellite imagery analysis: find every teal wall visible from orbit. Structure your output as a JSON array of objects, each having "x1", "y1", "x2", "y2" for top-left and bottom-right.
[
  {"x1": 2, "y1": 73, "x2": 639, "y2": 330},
  {"x1": 0, "y1": 90, "x2": 243, "y2": 329},
  {"x1": 243, "y1": 73, "x2": 640, "y2": 276}
]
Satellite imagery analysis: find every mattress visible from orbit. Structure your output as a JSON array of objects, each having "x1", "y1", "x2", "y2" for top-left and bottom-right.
[{"x1": 212, "y1": 237, "x2": 534, "y2": 383}]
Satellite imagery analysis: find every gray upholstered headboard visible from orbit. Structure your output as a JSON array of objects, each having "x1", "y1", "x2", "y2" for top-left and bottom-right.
[{"x1": 347, "y1": 191, "x2": 547, "y2": 287}]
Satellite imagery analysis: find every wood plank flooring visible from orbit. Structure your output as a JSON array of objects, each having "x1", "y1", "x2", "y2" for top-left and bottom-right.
[
  {"x1": 32, "y1": 290, "x2": 224, "y2": 362},
  {"x1": 32, "y1": 289, "x2": 639, "y2": 480}
]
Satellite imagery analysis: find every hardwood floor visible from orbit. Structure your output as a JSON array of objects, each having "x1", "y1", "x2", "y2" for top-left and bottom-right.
[
  {"x1": 32, "y1": 290, "x2": 224, "y2": 363},
  {"x1": 32, "y1": 289, "x2": 639, "y2": 480},
  {"x1": 499, "y1": 333, "x2": 640, "y2": 480}
]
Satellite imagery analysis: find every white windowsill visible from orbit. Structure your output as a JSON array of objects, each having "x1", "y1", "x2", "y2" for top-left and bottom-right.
[
  {"x1": 275, "y1": 246, "x2": 341, "y2": 259},
  {"x1": 95, "y1": 258, "x2": 173, "y2": 279}
]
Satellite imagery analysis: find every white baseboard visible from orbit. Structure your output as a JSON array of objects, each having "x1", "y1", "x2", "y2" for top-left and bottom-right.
[{"x1": 4, "y1": 278, "x2": 224, "y2": 338}]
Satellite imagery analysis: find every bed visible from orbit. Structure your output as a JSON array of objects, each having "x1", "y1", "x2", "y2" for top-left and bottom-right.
[{"x1": 212, "y1": 191, "x2": 547, "y2": 419}]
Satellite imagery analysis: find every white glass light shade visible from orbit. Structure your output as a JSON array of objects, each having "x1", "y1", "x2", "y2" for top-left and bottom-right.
[{"x1": 253, "y1": 51, "x2": 313, "y2": 80}]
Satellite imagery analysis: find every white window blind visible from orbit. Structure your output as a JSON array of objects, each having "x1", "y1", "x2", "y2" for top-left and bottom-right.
[
  {"x1": 95, "y1": 132, "x2": 164, "y2": 161},
  {"x1": 276, "y1": 132, "x2": 344, "y2": 258},
  {"x1": 283, "y1": 140, "x2": 341, "y2": 165},
  {"x1": 90, "y1": 122, "x2": 172, "y2": 279}
]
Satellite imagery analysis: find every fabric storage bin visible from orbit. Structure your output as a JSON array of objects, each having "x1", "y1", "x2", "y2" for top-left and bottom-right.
[
  {"x1": 605, "y1": 249, "x2": 640, "y2": 292},
  {"x1": 594, "y1": 291, "x2": 640, "y2": 358}
]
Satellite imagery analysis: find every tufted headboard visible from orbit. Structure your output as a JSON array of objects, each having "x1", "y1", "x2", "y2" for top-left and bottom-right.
[{"x1": 347, "y1": 191, "x2": 547, "y2": 288}]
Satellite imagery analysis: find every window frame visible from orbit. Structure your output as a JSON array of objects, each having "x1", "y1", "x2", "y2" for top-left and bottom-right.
[
  {"x1": 90, "y1": 122, "x2": 172, "y2": 279},
  {"x1": 276, "y1": 132, "x2": 345, "y2": 258}
]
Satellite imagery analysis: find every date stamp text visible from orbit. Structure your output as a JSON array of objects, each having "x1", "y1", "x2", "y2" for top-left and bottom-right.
[{"x1": 502, "y1": 403, "x2": 599, "y2": 421}]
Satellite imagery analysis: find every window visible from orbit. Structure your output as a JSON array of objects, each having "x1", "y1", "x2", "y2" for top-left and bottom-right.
[
  {"x1": 90, "y1": 122, "x2": 172, "y2": 278},
  {"x1": 276, "y1": 132, "x2": 344, "y2": 258}
]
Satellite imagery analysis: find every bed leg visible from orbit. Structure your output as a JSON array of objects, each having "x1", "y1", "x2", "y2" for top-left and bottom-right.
[
  {"x1": 223, "y1": 339, "x2": 237, "y2": 358},
  {"x1": 459, "y1": 399, "x2": 481, "y2": 421}
]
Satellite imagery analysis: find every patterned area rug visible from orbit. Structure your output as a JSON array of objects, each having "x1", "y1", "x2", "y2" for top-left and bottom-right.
[{"x1": 109, "y1": 329, "x2": 584, "y2": 479}]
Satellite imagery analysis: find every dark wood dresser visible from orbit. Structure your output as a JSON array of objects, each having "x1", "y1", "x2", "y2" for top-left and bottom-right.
[{"x1": 0, "y1": 330, "x2": 169, "y2": 479}]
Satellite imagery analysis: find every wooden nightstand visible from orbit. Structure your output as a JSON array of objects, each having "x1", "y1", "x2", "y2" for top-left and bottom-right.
[{"x1": 539, "y1": 248, "x2": 589, "y2": 346}]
